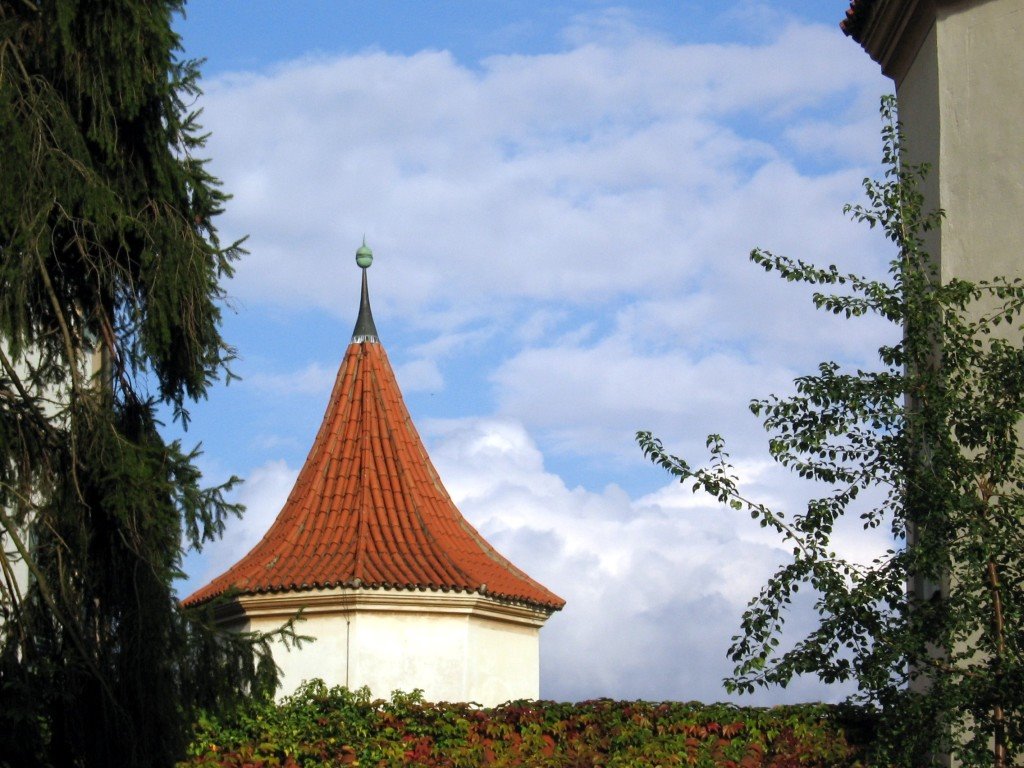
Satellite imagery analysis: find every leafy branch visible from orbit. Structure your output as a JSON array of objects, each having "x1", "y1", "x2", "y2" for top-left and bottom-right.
[{"x1": 640, "y1": 96, "x2": 1024, "y2": 767}]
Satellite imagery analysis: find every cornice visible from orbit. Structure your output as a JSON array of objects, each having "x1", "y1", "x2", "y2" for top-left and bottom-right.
[
  {"x1": 854, "y1": 0, "x2": 936, "y2": 84},
  {"x1": 214, "y1": 586, "x2": 553, "y2": 629}
]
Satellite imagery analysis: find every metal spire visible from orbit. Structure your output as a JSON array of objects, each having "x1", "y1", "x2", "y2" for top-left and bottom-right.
[{"x1": 351, "y1": 238, "x2": 379, "y2": 343}]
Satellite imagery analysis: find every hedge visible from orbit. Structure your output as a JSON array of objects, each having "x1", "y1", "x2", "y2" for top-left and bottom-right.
[{"x1": 180, "y1": 680, "x2": 876, "y2": 767}]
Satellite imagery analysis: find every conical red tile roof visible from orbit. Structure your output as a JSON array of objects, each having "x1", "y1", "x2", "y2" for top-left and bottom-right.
[{"x1": 184, "y1": 272, "x2": 564, "y2": 612}]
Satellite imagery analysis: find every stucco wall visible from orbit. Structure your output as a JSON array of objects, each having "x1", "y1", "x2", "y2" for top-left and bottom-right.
[
  {"x1": 467, "y1": 616, "x2": 540, "y2": 703},
  {"x1": 897, "y1": 0, "x2": 1024, "y2": 283},
  {"x1": 891, "y1": 0, "x2": 1024, "y2": 723},
  {"x1": 895, "y1": 21, "x2": 941, "y2": 261},
  {"x1": 239, "y1": 589, "x2": 546, "y2": 706}
]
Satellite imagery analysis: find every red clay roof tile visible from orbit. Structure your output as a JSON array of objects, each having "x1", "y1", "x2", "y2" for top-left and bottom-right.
[
  {"x1": 840, "y1": 0, "x2": 874, "y2": 42},
  {"x1": 184, "y1": 336, "x2": 564, "y2": 612}
]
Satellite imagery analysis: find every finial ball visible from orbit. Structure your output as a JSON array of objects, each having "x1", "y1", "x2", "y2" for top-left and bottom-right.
[{"x1": 355, "y1": 239, "x2": 374, "y2": 269}]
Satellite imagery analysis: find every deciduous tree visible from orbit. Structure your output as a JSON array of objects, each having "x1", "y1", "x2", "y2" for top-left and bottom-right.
[{"x1": 639, "y1": 97, "x2": 1024, "y2": 767}]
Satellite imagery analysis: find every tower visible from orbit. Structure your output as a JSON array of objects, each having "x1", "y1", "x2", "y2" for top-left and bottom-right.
[{"x1": 184, "y1": 242, "x2": 564, "y2": 704}]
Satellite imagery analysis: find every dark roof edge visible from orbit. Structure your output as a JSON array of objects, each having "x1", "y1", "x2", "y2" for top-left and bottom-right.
[
  {"x1": 183, "y1": 579, "x2": 565, "y2": 613},
  {"x1": 840, "y1": 0, "x2": 876, "y2": 42}
]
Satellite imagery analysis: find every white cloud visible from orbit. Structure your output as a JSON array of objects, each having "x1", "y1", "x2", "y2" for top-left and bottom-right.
[
  {"x1": 198, "y1": 17, "x2": 888, "y2": 333},
  {"x1": 184, "y1": 459, "x2": 298, "y2": 593},
  {"x1": 783, "y1": 113, "x2": 885, "y2": 164},
  {"x1": 180, "y1": 415, "x2": 891, "y2": 702},
  {"x1": 194, "y1": 13, "x2": 894, "y2": 469},
  {"x1": 179, "y1": 6, "x2": 899, "y2": 704},
  {"x1": 423, "y1": 417, "x2": 888, "y2": 702},
  {"x1": 393, "y1": 357, "x2": 444, "y2": 393},
  {"x1": 245, "y1": 361, "x2": 337, "y2": 397}
]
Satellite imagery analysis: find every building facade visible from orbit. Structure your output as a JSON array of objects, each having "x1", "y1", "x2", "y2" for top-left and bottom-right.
[
  {"x1": 843, "y1": 0, "x2": 1024, "y2": 284},
  {"x1": 844, "y1": 2, "x2": 1024, "y2": 764}
]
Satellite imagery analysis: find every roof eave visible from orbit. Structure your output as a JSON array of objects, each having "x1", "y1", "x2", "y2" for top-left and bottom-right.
[
  {"x1": 841, "y1": 0, "x2": 936, "y2": 85},
  {"x1": 193, "y1": 584, "x2": 562, "y2": 627},
  {"x1": 183, "y1": 579, "x2": 565, "y2": 615}
]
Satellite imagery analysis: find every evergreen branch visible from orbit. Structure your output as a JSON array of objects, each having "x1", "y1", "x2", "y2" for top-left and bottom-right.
[
  {"x1": 0, "y1": 540, "x2": 27, "y2": 648},
  {"x1": 29, "y1": 246, "x2": 92, "y2": 507},
  {"x1": 0, "y1": 503, "x2": 118, "y2": 708},
  {"x1": 32, "y1": 249, "x2": 82, "y2": 398},
  {"x1": 0, "y1": 343, "x2": 38, "y2": 410},
  {"x1": 0, "y1": 3, "x2": 280, "y2": 761},
  {"x1": 0, "y1": 345, "x2": 66, "y2": 462}
]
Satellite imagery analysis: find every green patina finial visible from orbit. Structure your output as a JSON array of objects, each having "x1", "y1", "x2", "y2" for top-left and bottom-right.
[
  {"x1": 351, "y1": 236, "x2": 379, "y2": 343},
  {"x1": 355, "y1": 236, "x2": 374, "y2": 268}
]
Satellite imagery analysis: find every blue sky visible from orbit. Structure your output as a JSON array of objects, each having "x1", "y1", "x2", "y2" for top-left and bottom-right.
[{"x1": 171, "y1": 1, "x2": 895, "y2": 704}]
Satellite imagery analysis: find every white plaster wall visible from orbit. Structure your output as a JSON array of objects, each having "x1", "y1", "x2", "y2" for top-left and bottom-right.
[
  {"x1": 245, "y1": 596, "x2": 544, "y2": 706},
  {"x1": 893, "y1": 0, "x2": 1024, "y2": 714},
  {"x1": 935, "y1": 0, "x2": 1024, "y2": 283},
  {"x1": 467, "y1": 616, "x2": 540, "y2": 703},
  {"x1": 248, "y1": 613, "x2": 353, "y2": 695},
  {"x1": 2, "y1": 348, "x2": 45, "y2": 613},
  {"x1": 895, "y1": 21, "x2": 942, "y2": 261},
  {"x1": 350, "y1": 610, "x2": 470, "y2": 702},
  {"x1": 898, "y1": 0, "x2": 1024, "y2": 284}
]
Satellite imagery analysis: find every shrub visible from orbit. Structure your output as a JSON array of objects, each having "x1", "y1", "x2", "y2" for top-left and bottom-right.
[{"x1": 179, "y1": 681, "x2": 872, "y2": 767}]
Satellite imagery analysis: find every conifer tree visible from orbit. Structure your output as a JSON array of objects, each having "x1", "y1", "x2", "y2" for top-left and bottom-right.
[
  {"x1": 640, "y1": 98, "x2": 1024, "y2": 766},
  {"x1": 0, "y1": 2, "x2": 282, "y2": 765}
]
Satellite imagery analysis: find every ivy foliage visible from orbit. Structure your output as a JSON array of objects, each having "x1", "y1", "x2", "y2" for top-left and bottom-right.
[
  {"x1": 639, "y1": 96, "x2": 1024, "y2": 766},
  {"x1": 180, "y1": 680, "x2": 870, "y2": 767},
  {"x1": 0, "y1": 2, "x2": 287, "y2": 766}
]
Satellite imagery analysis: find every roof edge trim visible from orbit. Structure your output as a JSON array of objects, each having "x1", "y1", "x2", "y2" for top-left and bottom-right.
[{"x1": 207, "y1": 585, "x2": 559, "y2": 627}]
